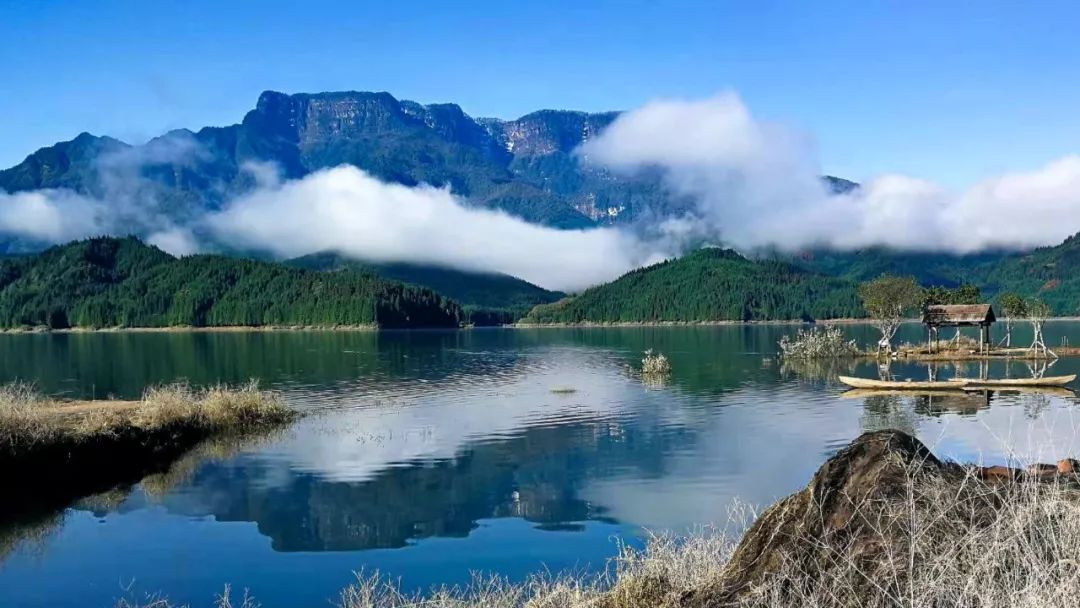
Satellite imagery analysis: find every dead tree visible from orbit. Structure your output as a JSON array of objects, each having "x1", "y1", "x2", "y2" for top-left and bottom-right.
[
  {"x1": 1026, "y1": 299, "x2": 1057, "y2": 358},
  {"x1": 998, "y1": 292, "x2": 1026, "y2": 348}
]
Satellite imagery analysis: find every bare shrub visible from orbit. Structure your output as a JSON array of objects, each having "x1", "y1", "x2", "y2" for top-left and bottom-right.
[{"x1": 778, "y1": 325, "x2": 859, "y2": 359}]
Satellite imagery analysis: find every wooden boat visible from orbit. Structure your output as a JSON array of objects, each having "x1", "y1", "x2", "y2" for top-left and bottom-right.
[
  {"x1": 839, "y1": 388, "x2": 968, "y2": 399},
  {"x1": 961, "y1": 374, "x2": 1076, "y2": 388},
  {"x1": 838, "y1": 374, "x2": 1076, "y2": 391},
  {"x1": 838, "y1": 376, "x2": 967, "y2": 390}
]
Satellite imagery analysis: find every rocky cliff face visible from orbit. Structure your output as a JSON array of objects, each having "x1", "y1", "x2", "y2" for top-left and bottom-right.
[{"x1": 481, "y1": 109, "x2": 619, "y2": 155}]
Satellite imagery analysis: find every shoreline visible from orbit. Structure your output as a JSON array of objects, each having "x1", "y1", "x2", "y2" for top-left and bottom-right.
[
  {"x1": 0, "y1": 383, "x2": 297, "y2": 522},
  {"x1": 0, "y1": 323, "x2": 381, "y2": 335},
  {"x1": 4, "y1": 316, "x2": 1080, "y2": 334},
  {"x1": 514, "y1": 318, "x2": 866, "y2": 328},
  {"x1": 516, "y1": 316, "x2": 1080, "y2": 328}
]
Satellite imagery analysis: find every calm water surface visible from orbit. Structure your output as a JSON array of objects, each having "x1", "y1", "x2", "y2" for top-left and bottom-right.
[{"x1": 3, "y1": 324, "x2": 1080, "y2": 607}]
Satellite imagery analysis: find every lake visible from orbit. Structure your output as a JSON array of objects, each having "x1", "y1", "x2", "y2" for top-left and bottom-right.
[{"x1": 3, "y1": 323, "x2": 1080, "y2": 607}]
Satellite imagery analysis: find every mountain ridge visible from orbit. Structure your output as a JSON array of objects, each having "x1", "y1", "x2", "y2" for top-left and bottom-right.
[{"x1": 0, "y1": 90, "x2": 654, "y2": 235}]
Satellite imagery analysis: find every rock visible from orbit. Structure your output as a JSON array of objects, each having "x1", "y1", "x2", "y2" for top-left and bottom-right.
[
  {"x1": 1059, "y1": 458, "x2": 1080, "y2": 475},
  {"x1": 1028, "y1": 463, "x2": 1060, "y2": 478},
  {"x1": 683, "y1": 430, "x2": 955, "y2": 607},
  {"x1": 683, "y1": 431, "x2": 1080, "y2": 607},
  {"x1": 982, "y1": 464, "x2": 1022, "y2": 481}
]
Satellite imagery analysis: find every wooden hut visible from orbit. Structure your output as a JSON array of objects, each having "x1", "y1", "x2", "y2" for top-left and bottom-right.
[{"x1": 922, "y1": 304, "x2": 996, "y2": 352}]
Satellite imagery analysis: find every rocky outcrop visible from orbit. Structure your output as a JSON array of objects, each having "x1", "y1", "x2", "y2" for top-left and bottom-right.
[
  {"x1": 482, "y1": 109, "x2": 619, "y2": 155},
  {"x1": 685, "y1": 430, "x2": 1080, "y2": 607}
]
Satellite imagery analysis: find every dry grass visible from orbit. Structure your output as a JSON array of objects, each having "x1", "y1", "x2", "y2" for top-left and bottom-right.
[
  {"x1": 135, "y1": 381, "x2": 295, "y2": 432},
  {"x1": 0, "y1": 381, "x2": 63, "y2": 450},
  {"x1": 110, "y1": 455, "x2": 1080, "y2": 608},
  {"x1": 330, "y1": 531, "x2": 734, "y2": 608},
  {"x1": 115, "y1": 584, "x2": 259, "y2": 608},
  {"x1": 331, "y1": 474, "x2": 1080, "y2": 608},
  {"x1": 729, "y1": 466, "x2": 1080, "y2": 608},
  {"x1": 0, "y1": 380, "x2": 295, "y2": 456}
]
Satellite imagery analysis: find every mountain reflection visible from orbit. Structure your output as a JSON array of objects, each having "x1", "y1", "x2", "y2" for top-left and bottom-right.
[
  {"x1": 154, "y1": 419, "x2": 646, "y2": 551},
  {"x1": 6, "y1": 326, "x2": 1080, "y2": 561}
]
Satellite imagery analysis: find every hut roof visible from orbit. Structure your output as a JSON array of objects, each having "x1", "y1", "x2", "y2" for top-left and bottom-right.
[{"x1": 922, "y1": 304, "x2": 996, "y2": 326}]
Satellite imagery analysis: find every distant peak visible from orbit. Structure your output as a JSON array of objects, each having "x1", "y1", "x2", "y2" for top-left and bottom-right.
[{"x1": 255, "y1": 90, "x2": 292, "y2": 112}]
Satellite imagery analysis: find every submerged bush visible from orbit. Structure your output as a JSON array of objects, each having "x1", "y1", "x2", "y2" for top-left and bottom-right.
[
  {"x1": 642, "y1": 349, "x2": 672, "y2": 375},
  {"x1": 778, "y1": 325, "x2": 859, "y2": 359}
]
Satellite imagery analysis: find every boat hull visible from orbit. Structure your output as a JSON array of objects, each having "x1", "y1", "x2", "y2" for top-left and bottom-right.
[
  {"x1": 838, "y1": 374, "x2": 1077, "y2": 390},
  {"x1": 962, "y1": 374, "x2": 1076, "y2": 388},
  {"x1": 837, "y1": 376, "x2": 966, "y2": 390}
]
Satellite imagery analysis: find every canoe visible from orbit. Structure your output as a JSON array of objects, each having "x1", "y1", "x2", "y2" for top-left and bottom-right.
[
  {"x1": 961, "y1": 374, "x2": 1076, "y2": 388},
  {"x1": 838, "y1": 374, "x2": 1077, "y2": 391},
  {"x1": 838, "y1": 376, "x2": 967, "y2": 390}
]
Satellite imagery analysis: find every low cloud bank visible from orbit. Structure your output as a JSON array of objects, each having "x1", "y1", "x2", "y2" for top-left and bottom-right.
[
  {"x1": 581, "y1": 93, "x2": 1080, "y2": 253},
  {"x1": 0, "y1": 189, "x2": 109, "y2": 244},
  {"x1": 207, "y1": 166, "x2": 667, "y2": 291}
]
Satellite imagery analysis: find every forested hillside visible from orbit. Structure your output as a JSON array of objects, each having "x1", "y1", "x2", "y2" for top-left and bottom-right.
[
  {"x1": 792, "y1": 247, "x2": 1007, "y2": 287},
  {"x1": 287, "y1": 252, "x2": 563, "y2": 324},
  {"x1": 981, "y1": 233, "x2": 1080, "y2": 315},
  {"x1": 0, "y1": 238, "x2": 462, "y2": 329},
  {"x1": 792, "y1": 232, "x2": 1080, "y2": 315},
  {"x1": 522, "y1": 248, "x2": 863, "y2": 324}
]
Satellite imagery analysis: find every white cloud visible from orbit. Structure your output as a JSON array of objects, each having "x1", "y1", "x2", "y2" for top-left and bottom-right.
[
  {"x1": 0, "y1": 189, "x2": 110, "y2": 243},
  {"x1": 582, "y1": 93, "x2": 1080, "y2": 253},
  {"x1": 207, "y1": 166, "x2": 669, "y2": 291},
  {"x1": 147, "y1": 226, "x2": 200, "y2": 256}
]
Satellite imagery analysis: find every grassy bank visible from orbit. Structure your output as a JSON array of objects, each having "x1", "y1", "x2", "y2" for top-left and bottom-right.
[
  {"x1": 112, "y1": 431, "x2": 1080, "y2": 608},
  {"x1": 0, "y1": 381, "x2": 296, "y2": 520}
]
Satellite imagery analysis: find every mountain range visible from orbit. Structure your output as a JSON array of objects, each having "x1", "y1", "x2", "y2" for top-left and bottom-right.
[
  {"x1": 0, "y1": 90, "x2": 693, "y2": 250},
  {"x1": 2, "y1": 88, "x2": 1077, "y2": 318},
  {"x1": 0, "y1": 89, "x2": 862, "y2": 246}
]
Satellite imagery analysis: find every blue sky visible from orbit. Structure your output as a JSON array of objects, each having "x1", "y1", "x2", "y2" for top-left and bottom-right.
[{"x1": 2, "y1": 0, "x2": 1079, "y2": 187}]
